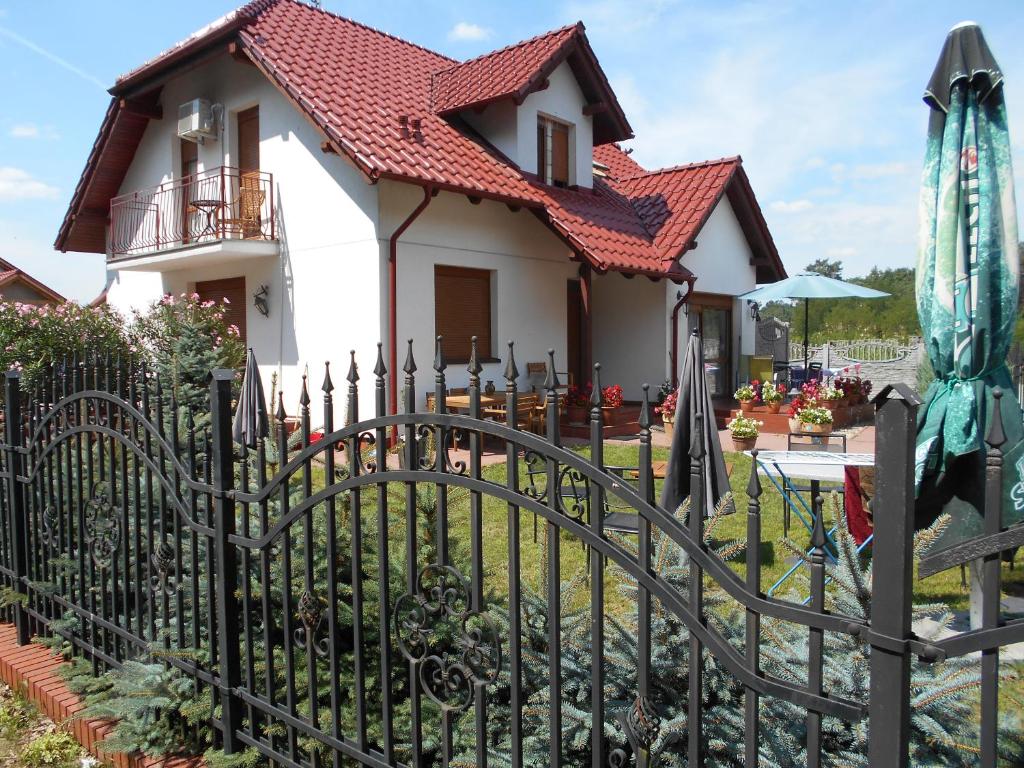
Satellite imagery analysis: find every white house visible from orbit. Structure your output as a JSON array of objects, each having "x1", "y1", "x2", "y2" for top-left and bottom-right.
[{"x1": 55, "y1": 0, "x2": 785, "y2": 418}]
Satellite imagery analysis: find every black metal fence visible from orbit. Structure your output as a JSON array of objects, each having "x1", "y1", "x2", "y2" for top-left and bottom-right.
[{"x1": 0, "y1": 340, "x2": 1022, "y2": 767}]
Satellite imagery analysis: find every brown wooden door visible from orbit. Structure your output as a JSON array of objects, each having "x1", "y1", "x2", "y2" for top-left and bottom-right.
[
  {"x1": 237, "y1": 107, "x2": 259, "y2": 173},
  {"x1": 196, "y1": 277, "x2": 246, "y2": 345},
  {"x1": 566, "y1": 279, "x2": 583, "y2": 387}
]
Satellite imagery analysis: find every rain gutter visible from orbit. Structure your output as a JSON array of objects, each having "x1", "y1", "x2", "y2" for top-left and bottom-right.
[{"x1": 388, "y1": 185, "x2": 435, "y2": 441}]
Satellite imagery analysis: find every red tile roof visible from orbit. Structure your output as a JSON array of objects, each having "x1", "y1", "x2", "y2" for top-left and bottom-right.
[
  {"x1": 55, "y1": 0, "x2": 783, "y2": 284},
  {"x1": 593, "y1": 143, "x2": 646, "y2": 181},
  {"x1": 0, "y1": 258, "x2": 66, "y2": 303},
  {"x1": 432, "y1": 24, "x2": 578, "y2": 114},
  {"x1": 618, "y1": 158, "x2": 741, "y2": 264}
]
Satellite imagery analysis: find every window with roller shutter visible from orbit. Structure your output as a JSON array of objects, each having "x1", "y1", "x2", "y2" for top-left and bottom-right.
[
  {"x1": 537, "y1": 116, "x2": 571, "y2": 187},
  {"x1": 434, "y1": 266, "x2": 493, "y2": 362},
  {"x1": 195, "y1": 277, "x2": 247, "y2": 345}
]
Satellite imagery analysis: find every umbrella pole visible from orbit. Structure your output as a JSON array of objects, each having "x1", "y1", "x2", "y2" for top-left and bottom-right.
[{"x1": 803, "y1": 298, "x2": 809, "y2": 377}]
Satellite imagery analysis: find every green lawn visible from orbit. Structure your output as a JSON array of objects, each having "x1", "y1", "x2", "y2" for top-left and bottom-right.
[{"x1": 429, "y1": 441, "x2": 1024, "y2": 614}]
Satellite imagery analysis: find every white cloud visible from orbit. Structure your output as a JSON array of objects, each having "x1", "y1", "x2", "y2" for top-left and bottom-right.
[
  {"x1": 448, "y1": 22, "x2": 492, "y2": 42},
  {"x1": 9, "y1": 123, "x2": 58, "y2": 140},
  {"x1": 0, "y1": 167, "x2": 59, "y2": 201},
  {"x1": 826, "y1": 246, "x2": 858, "y2": 258},
  {"x1": 770, "y1": 199, "x2": 814, "y2": 213}
]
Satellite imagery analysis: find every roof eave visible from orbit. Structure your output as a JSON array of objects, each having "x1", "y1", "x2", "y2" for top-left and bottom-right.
[{"x1": 110, "y1": 8, "x2": 254, "y2": 96}]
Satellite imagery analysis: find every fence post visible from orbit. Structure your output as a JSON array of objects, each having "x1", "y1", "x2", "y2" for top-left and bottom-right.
[
  {"x1": 867, "y1": 383, "x2": 921, "y2": 768},
  {"x1": 209, "y1": 369, "x2": 242, "y2": 753},
  {"x1": 3, "y1": 371, "x2": 30, "y2": 645}
]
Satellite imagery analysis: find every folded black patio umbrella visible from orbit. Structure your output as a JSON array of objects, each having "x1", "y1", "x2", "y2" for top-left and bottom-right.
[
  {"x1": 660, "y1": 330, "x2": 735, "y2": 516},
  {"x1": 232, "y1": 348, "x2": 268, "y2": 448}
]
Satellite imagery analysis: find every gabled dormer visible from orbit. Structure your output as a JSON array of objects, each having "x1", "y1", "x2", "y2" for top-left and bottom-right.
[{"x1": 431, "y1": 22, "x2": 632, "y2": 189}]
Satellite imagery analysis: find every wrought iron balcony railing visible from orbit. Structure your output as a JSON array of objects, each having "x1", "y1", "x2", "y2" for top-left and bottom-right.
[{"x1": 109, "y1": 166, "x2": 274, "y2": 259}]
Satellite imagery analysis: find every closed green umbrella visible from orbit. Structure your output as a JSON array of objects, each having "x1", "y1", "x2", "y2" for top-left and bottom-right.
[{"x1": 914, "y1": 22, "x2": 1022, "y2": 576}]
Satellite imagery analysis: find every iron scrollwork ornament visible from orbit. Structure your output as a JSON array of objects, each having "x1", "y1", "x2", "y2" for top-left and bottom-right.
[
  {"x1": 40, "y1": 506, "x2": 60, "y2": 548},
  {"x1": 83, "y1": 482, "x2": 121, "y2": 569},
  {"x1": 522, "y1": 450, "x2": 549, "y2": 503},
  {"x1": 394, "y1": 563, "x2": 501, "y2": 712},
  {"x1": 150, "y1": 541, "x2": 178, "y2": 595},
  {"x1": 295, "y1": 590, "x2": 330, "y2": 658},
  {"x1": 608, "y1": 696, "x2": 677, "y2": 767},
  {"x1": 556, "y1": 466, "x2": 590, "y2": 521}
]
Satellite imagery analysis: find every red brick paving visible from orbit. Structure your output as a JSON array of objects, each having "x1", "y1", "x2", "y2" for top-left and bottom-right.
[{"x1": 0, "y1": 622, "x2": 204, "y2": 767}]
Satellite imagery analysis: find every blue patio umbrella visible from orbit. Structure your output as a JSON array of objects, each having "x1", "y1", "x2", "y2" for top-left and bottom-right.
[{"x1": 739, "y1": 273, "x2": 889, "y2": 374}]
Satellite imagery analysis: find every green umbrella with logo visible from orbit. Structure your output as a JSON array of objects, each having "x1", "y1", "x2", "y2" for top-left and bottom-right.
[{"x1": 915, "y1": 22, "x2": 1022, "y2": 580}]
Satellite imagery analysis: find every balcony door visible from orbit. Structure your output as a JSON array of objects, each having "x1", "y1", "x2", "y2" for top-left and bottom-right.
[
  {"x1": 237, "y1": 107, "x2": 259, "y2": 174},
  {"x1": 687, "y1": 293, "x2": 732, "y2": 398},
  {"x1": 235, "y1": 107, "x2": 261, "y2": 238}
]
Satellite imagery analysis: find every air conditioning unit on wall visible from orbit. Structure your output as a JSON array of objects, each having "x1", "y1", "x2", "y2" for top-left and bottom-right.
[{"x1": 177, "y1": 99, "x2": 217, "y2": 143}]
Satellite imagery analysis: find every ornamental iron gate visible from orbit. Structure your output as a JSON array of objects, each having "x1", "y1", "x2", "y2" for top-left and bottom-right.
[{"x1": 0, "y1": 339, "x2": 1022, "y2": 767}]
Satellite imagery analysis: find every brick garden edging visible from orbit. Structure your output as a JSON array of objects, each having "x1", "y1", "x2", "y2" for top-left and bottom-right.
[{"x1": 0, "y1": 623, "x2": 204, "y2": 768}]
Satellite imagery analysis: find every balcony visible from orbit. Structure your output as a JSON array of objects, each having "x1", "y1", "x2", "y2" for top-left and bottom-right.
[{"x1": 109, "y1": 166, "x2": 277, "y2": 269}]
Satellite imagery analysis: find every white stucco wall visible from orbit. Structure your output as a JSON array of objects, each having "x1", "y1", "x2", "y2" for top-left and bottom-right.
[
  {"x1": 593, "y1": 272, "x2": 667, "y2": 399},
  {"x1": 104, "y1": 52, "x2": 382, "y2": 421},
  {"x1": 461, "y1": 62, "x2": 594, "y2": 189},
  {"x1": 668, "y1": 196, "x2": 759, "y2": 389},
  {"x1": 461, "y1": 99, "x2": 519, "y2": 164},
  {"x1": 382, "y1": 181, "x2": 578, "y2": 407}
]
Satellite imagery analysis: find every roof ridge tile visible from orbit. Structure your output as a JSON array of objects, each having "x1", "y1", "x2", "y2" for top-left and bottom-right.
[
  {"x1": 618, "y1": 155, "x2": 742, "y2": 182},
  {"x1": 431, "y1": 22, "x2": 581, "y2": 77}
]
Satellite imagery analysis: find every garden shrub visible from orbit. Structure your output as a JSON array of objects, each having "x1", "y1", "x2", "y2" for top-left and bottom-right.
[
  {"x1": 0, "y1": 691, "x2": 33, "y2": 741},
  {"x1": 131, "y1": 292, "x2": 245, "y2": 411},
  {"x1": 18, "y1": 730, "x2": 81, "y2": 768},
  {"x1": 0, "y1": 300, "x2": 134, "y2": 388}
]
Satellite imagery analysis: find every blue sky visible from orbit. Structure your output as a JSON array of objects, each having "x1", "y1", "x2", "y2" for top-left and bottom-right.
[{"x1": 1, "y1": 0, "x2": 1021, "y2": 303}]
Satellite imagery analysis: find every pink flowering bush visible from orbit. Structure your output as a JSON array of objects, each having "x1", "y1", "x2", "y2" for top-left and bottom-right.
[{"x1": 0, "y1": 300, "x2": 135, "y2": 387}]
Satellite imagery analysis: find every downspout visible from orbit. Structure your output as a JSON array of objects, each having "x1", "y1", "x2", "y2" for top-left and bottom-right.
[
  {"x1": 388, "y1": 185, "x2": 434, "y2": 440},
  {"x1": 670, "y1": 278, "x2": 695, "y2": 389}
]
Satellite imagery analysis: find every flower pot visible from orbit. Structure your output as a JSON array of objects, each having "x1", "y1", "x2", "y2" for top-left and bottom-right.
[
  {"x1": 801, "y1": 422, "x2": 833, "y2": 435},
  {"x1": 731, "y1": 435, "x2": 757, "y2": 452},
  {"x1": 602, "y1": 406, "x2": 620, "y2": 426},
  {"x1": 788, "y1": 417, "x2": 802, "y2": 433},
  {"x1": 739, "y1": 400, "x2": 754, "y2": 413},
  {"x1": 566, "y1": 405, "x2": 588, "y2": 425},
  {"x1": 766, "y1": 402, "x2": 782, "y2": 414},
  {"x1": 662, "y1": 416, "x2": 674, "y2": 440}
]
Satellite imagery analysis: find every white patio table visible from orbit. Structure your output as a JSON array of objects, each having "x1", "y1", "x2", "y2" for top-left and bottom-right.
[{"x1": 745, "y1": 450, "x2": 875, "y2": 596}]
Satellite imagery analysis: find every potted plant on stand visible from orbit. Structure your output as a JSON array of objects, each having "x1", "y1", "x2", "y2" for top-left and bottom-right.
[
  {"x1": 760, "y1": 380, "x2": 784, "y2": 414},
  {"x1": 565, "y1": 384, "x2": 590, "y2": 425},
  {"x1": 727, "y1": 414, "x2": 762, "y2": 452},
  {"x1": 818, "y1": 384, "x2": 844, "y2": 412},
  {"x1": 786, "y1": 396, "x2": 805, "y2": 433},
  {"x1": 735, "y1": 382, "x2": 757, "y2": 413},
  {"x1": 601, "y1": 384, "x2": 624, "y2": 426},
  {"x1": 799, "y1": 405, "x2": 834, "y2": 435},
  {"x1": 655, "y1": 389, "x2": 678, "y2": 439}
]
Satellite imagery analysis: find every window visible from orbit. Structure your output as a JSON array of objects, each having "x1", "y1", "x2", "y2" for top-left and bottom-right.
[
  {"x1": 434, "y1": 265, "x2": 492, "y2": 362},
  {"x1": 196, "y1": 277, "x2": 247, "y2": 345},
  {"x1": 537, "y1": 116, "x2": 571, "y2": 187}
]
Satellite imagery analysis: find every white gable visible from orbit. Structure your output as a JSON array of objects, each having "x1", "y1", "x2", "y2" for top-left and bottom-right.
[{"x1": 461, "y1": 61, "x2": 595, "y2": 188}]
